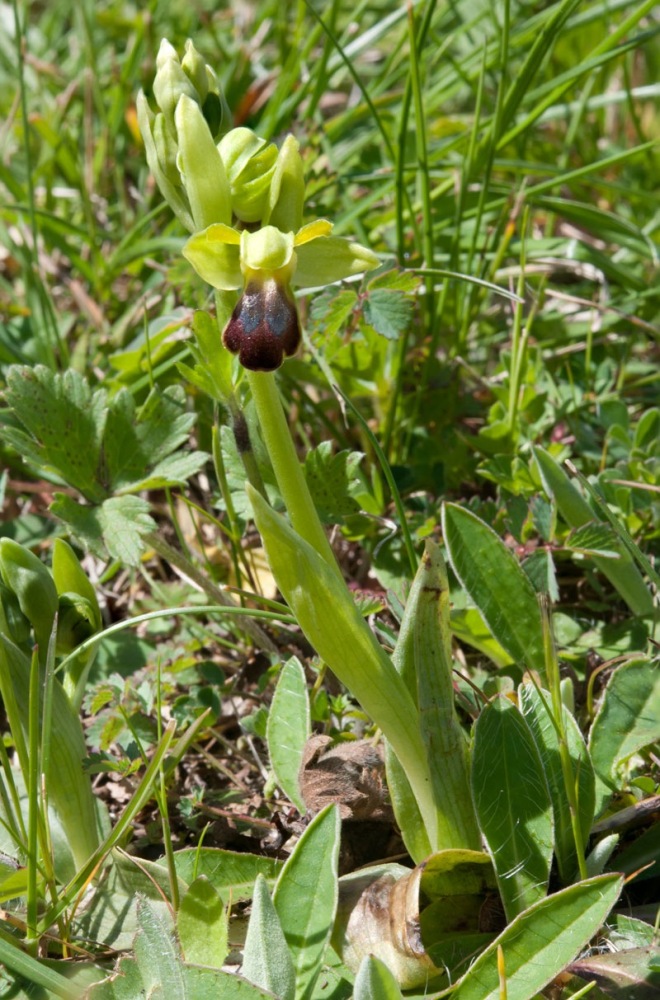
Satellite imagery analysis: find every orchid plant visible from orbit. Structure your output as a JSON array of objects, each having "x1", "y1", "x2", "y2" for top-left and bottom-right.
[{"x1": 137, "y1": 39, "x2": 479, "y2": 858}]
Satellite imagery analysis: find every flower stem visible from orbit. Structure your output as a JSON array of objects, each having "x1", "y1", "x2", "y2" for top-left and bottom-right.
[{"x1": 247, "y1": 370, "x2": 342, "y2": 579}]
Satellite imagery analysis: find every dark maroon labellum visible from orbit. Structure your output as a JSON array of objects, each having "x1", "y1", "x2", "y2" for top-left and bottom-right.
[{"x1": 223, "y1": 279, "x2": 301, "y2": 372}]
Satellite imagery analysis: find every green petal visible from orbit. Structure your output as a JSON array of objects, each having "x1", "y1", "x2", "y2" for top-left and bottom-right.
[
  {"x1": 219, "y1": 128, "x2": 278, "y2": 224},
  {"x1": 241, "y1": 227, "x2": 295, "y2": 274},
  {"x1": 295, "y1": 219, "x2": 333, "y2": 245},
  {"x1": 176, "y1": 95, "x2": 231, "y2": 229},
  {"x1": 265, "y1": 135, "x2": 304, "y2": 232},
  {"x1": 183, "y1": 227, "x2": 242, "y2": 290},
  {"x1": 294, "y1": 236, "x2": 380, "y2": 288}
]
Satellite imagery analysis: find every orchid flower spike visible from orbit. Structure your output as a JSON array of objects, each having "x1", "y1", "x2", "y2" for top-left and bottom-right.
[{"x1": 138, "y1": 40, "x2": 379, "y2": 370}]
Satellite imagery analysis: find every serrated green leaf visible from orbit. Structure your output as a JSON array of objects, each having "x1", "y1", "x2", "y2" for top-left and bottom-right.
[
  {"x1": 304, "y1": 442, "x2": 363, "y2": 524},
  {"x1": 448, "y1": 874, "x2": 622, "y2": 1000},
  {"x1": 471, "y1": 697, "x2": 553, "y2": 920},
  {"x1": 442, "y1": 503, "x2": 546, "y2": 675},
  {"x1": 588, "y1": 657, "x2": 660, "y2": 815},
  {"x1": 362, "y1": 288, "x2": 412, "y2": 340},
  {"x1": 367, "y1": 267, "x2": 420, "y2": 294},
  {"x1": 273, "y1": 804, "x2": 341, "y2": 1000},
  {"x1": 310, "y1": 288, "x2": 357, "y2": 339},
  {"x1": 243, "y1": 875, "x2": 296, "y2": 1000},
  {"x1": 102, "y1": 386, "x2": 197, "y2": 493},
  {"x1": 177, "y1": 876, "x2": 228, "y2": 969},
  {"x1": 267, "y1": 657, "x2": 310, "y2": 813},
  {"x1": 566, "y1": 522, "x2": 620, "y2": 559},
  {"x1": 1, "y1": 365, "x2": 107, "y2": 502},
  {"x1": 51, "y1": 494, "x2": 155, "y2": 566},
  {"x1": 131, "y1": 449, "x2": 208, "y2": 492}
]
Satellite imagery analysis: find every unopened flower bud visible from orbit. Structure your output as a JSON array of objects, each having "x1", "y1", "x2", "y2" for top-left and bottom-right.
[{"x1": 219, "y1": 128, "x2": 278, "y2": 224}]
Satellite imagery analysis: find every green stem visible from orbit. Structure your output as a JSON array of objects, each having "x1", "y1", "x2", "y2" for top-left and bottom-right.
[{"x1": 247, "y1": 371, "x2": 342, "y2": 579}]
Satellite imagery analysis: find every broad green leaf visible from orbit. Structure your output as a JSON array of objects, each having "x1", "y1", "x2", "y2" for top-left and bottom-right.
[
  {"x1": 445, "y1": 874, "x2": 622, "y2": 1000},
  {"x1": 0, "y1": 634, "x2": 101, "y2": 876},
  {"x1": 73, "y1": 852, "x2": 187, "y2": 950},
  {"x1": 608, "y1": 819, "x2": 660, "y2": 883},
  {"x1": 607, "y1": 914, "x2": 657, "y2": 949},
  {"x1": 450, "y1": 608, "x2": 513, "y2": 667},
  {"x1": 0, "y1": 365, "x2": 107, "y2": 503},
  {"x1": 569, "y1": 945, "x2": 660, "y2": 999},
  {"x1": 354, "y1": 956, "x2": 405, "y2": 1000},
  {"x1": 533, "y1": 447, "x2": 653, "y2": 617},
  {"x1": 86, "y1": 898, "x2": 183, "y2": 999},
  {"x1": 242, "y1": 875, "x2": 296, "y2": 1000},
  {"x1": 442, "y1": 503, "x2": 545, "y2": 676},
  {"x1": 566, "y1": 522, "x2": 620, "y2": 559},
  {"x1": 133, "y1": 899, "x2": 184, "y2": 995},
  {"x1": 177, "y1": 876, "x2": 228, "y2": 969},
  {"x1": 519, "y1": 685, "x2": 595, "y2": 885},
  {"x1": 471, "y1": 697, "x2": 553, "y2": 919},
  {"x1": 51, "y1": 494, "x2": 155, "y2": 566},
  {"x1": 273, "y1": 804, "x2": 341, "y2": 1000},
  {"x1": 585, "y1": 833, "x2": 618, "y2": 877},
  {"x1": 248, "y1": 485, "x2": 439, "y2": 848},
  {"x1": 181, "y1": 967, "x2": 279, "y2": 998},
  {"x1": 267, "y1": 657, "x2": 310, "y2": 813},
  {"x1": 86, "y1": 898, "x2": 263, "y2": 1000},
  {"x1": 588, "y1": 657, "x2": 660, "y2": 815},
  {"x1": 303, "y1": 443, "x2": 363, "y2": 524},
  {"x1": 165, "y1": 847, "x2": 282, "y2": 902}
]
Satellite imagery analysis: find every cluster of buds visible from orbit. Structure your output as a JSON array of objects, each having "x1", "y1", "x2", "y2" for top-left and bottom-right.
[{"x1": 138, "y1": 40, "x2": 379, "y2": 371}]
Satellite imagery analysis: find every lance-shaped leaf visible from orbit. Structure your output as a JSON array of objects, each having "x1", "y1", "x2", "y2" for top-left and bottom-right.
[
  {"x1": 248, "y1": 484, "x2": 439, "y2": 847},
  {"x1": 354, "y1": 956, "x2": 405, "y2": 1000},
  {"x1": 272, "y1": 804, "x2": 340, "y2": 1000},
  {"x1": 243, "y1": 875, "x2": 295, "y2": 1000},
  {"x1": 533, "y1": 447, "x2": 653, "y2": 617},
  {"x1": 447, "y1": 873, "x2": 622, "y2": 1000},
  {"x1": 0, "y1": 635, "x2": 101, "y2": 878},
  {"x1": 519, "y1": 684, "x2": 595, "y2": 885},
  {"x1": 471, "y1": 697, "x2": 554, "y2": 920},
  {"x1": 588, "y1": 656, "x2": 660, "y2": 816},
  {"x1": 442, "y1": 503, "x2": 545, "y2": 677},
  {"x1": 267, "y1": 657, "x2": 310, "y2": 814},
  {"x1": 388, "y1": 541, "x2": 480, "y2": 856}
]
